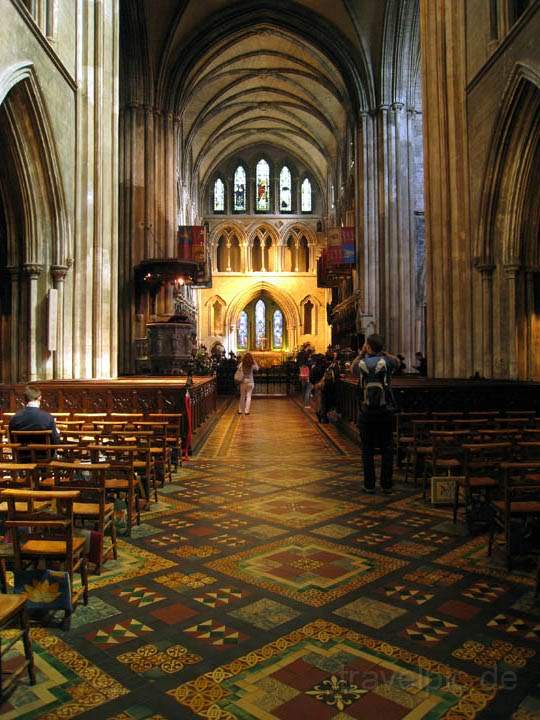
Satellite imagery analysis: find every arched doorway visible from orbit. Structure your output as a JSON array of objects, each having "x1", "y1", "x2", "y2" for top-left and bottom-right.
[{"x1": 237, "y1": 291, "x2": 287, "y2": 352}]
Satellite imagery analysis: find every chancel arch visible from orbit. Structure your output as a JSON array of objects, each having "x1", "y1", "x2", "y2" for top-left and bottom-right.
[
  {"x1": 225, "y1": 281, "x2": 301, "y2": 352},
  {"x1": 476, "y1": 65, "x2": 540, "y2": 380}
]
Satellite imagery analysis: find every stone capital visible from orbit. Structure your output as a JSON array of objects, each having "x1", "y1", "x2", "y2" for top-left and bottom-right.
[
  {"x1": 23, "y1": 263, "x2": 44, "y2": 278},
  {"x1": 51, "y1": 265, "x2": 69, "y2": 284}
]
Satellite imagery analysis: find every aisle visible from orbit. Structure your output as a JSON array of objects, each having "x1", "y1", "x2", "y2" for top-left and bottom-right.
[{"x1": 2, "y1": 399, "x2": 539, "y2": 719}]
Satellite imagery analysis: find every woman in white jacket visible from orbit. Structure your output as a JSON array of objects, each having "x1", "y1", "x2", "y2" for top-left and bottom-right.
[{"x1": 238, "y1": 352, "x2": 259, "y2": 415}]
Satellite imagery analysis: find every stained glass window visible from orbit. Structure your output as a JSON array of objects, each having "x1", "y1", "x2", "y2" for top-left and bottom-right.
[
  {"x1": 234, "y1": 166, "x2": 246, "y2": 212},
  {"x1": 255, "y1": 299, "x2": 266, "y2": 349},
  {"x1": 238, "y1": 311, "x2": 248, "y2": 349},
  {"x1": 301, "y1": 178, "x2": 312, "y2": 212},
  {"x1": 256, "y1": 159, "x2": 270, "y2": 212},
  {"x1": 279, "y1": 166, "x2": 292, "y2": 212},
  {"x1": 213, "y1": 178, "x2": 225, "y2": 212},
  {"x1": 273, "y1": 310, "x2": 283, "y2": 349}
]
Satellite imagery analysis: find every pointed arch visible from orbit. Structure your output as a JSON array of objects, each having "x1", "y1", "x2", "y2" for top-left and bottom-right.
[
  {"x1": 225, "y1": 281, "x2": 302, "y2": 349},
  {"x1": 477, "y1": 64, "x2": 540, "y2": 268},
  {"x1": 0, "y1": 61, "x2": 70, "y2": 267}
]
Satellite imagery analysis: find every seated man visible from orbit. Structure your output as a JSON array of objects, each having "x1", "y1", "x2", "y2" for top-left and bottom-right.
[{"x1": 9, "y1": 386, "x2": 61, "y2": 444}]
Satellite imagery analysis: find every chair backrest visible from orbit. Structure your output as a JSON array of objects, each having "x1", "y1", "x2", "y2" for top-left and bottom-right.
[
  {"x1": 515, "y1": 442, "x2": 540, "y2": 461},
  {"x1": 430, "y1": 430, "x2": 470, "y2": 461},
  {"x1": 462, "y1": 442, "x2": 513, "y2": 478},
  {"x1": 432, "y1": 412, "x2": 464, "y2": 420},
  {"x1": 500, "y1": 462, "x2": 540, "y2": 503},
  {"x1": 496, "y1": 417, "x2": 532, "y2": 429},
  {"x1": 475, "y1": 428, "x2": 523, "y2": 443},
  {"x1": 49, "y1": 461, "x2": 109, "y2": 519},
  {"x1": 506, "y1": 410, "x2": 536, "y2": 418},
  {"x1": 0, "y1": 463, "x2": 38, "y2": 491},
  {"x1": 2, "y1": 488, "x2": 80, "y2": 568},
  {"x1": 10, "y1": 429, "x2": 52, "y2": 445},
  {"x1": 468, "y1": 411, "x2": 499, "y2": 419},
  {"x1": 412, "y1": 419, "x2": 448, "y2": 444}
]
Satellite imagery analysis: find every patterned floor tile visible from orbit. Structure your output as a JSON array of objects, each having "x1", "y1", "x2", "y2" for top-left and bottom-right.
[
  {"x1": 246, "y1": 524, "x2": 288, "y2": 539},
  {"x1": 229, "y1": 598, "x2": 300, "y2": 629},
  {"x1": 150, "y1": 602, "x2": 199, "y2": 625},
  {"x1": 487, "y1": 614, "x2": 540, "y2": 640},
  {"x1": 153, "y1": 570, "x2": 216, "y2": 592},
  {"x1": 117, "y1": 642, "x2": 201, "y2": 676},
  {"x1": 129, "y1": 523, "x2": 163, "y2": 539},
  {"x1": 0, "y1": 628, "x2": 128, "y2": 719},
  {"x1": 168, "y1": 620, "x2": 497, "y2": 718},
  {"x1": 403, "y1": 565, "x2": 463, "y2": 587},
  {"x1": 184, "y1": 619, "x2": 248, "y2": 649},
  {"x1": 113, "y1": 586, "x2": 167, "y2": 608},
  {"x1": 437, "y1": 599, "x2": 481, "y2": 620},
  {"x1": 206, "y1": 534, "x2": 407, "y2": 607},
  {"x1": 86, "y1": 618, "x2": 153, "y2": 647},
  {"x1": 333, "y1": 597, "x2": 407, "y2": 628},
  {"x1": 378, "y1": 585, "x2": 434, "y2": 606},
  {"x1": 106, "y1": 706, "x2": 167, "y2": 720},
  {"x1": 234, "y1": 490, "x2": 362, "y2": 529},
  {"x1": 312, "y1": 523, "x2": 357, "y2": 539},
  {"x1": 170, "y1": 544, "x2": 219, "y2": 559},
  {"x1": 355, "y1": 532, "x2": 392, "y2": 546},
  {"x1": 68, "y1": 595, "x2": 122, "y2": 629},
  {"x1": 462, "y1": 580, "x2": 508, "y2": 603},
  {"x1": 403, "y1": 615, "x2": 459, "y2": 644},
  {"x1": 452, "y1": 638, "x2": 536, "y2": 669},
  {"x1": 193, "y1": 587, "x2": 246, "y2": 608},
  {"x1": 386, "y1": 541, "x2": 434, "y2": 558}
]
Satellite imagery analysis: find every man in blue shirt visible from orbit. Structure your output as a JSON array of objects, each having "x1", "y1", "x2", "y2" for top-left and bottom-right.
[
  {"x1": 9, "y1": 386, "x2": 60, "y2": 445},
  {"x1": 351, "y1": 335, "x2": 399, "y2": 494}
]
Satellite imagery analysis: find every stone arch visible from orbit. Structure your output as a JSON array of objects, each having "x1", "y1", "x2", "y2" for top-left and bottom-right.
[
  {"x1": 475, "y1": 64, "x2": 540, "y2": 380},
  {"x1": 204, "y1": 294, "x2": 227, "y2": 336},
  {"x1": 300, "y1": 294, "x2": 321, "y2": 336},
  {"x1": 225, "y1": 281, "x2": 301, "y2": 350},
  {"x1": 249, "y1": 224, "x2": 280, "y2": 272},
  {"x1": 477, "y1": 64, "x2": 540, "y2": 268},
  {"x1": 0, "y1": 61, "x2": 70, "y2": 382},
  {"x1": 210, "y1": 221, "x2": 247, "y2": 272}
]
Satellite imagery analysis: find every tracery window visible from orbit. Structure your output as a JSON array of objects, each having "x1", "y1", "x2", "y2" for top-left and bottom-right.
[
  {"x1": 301, "y1": 178, "x2": 312, "y2": 213},
  {"x1": 273, "y1": 310, "x2": 283, "y2": 349},
  {"x1": 279, "y1": 166, "x2": 292, "y2": 212},
  {"x1": 233, "y1": 166, "x2": 247, "y2": 212},
  {"x1": 213, "y1": 178, "x2": 225, "y2": 212},
  {"x1": 255, "y1": 299, "x2": 266, "y2": 349},
  {"x1": 256, "y1": 159, "x2": 270, "y2": 212},
  {"x1": 238, "y1": 311, "x2": 248, "y2": 349}
]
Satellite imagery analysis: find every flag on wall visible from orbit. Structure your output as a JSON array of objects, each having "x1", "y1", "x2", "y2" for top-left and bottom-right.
[{"x1": 177, "y1": 225, "x2": 212, "y2": 287}]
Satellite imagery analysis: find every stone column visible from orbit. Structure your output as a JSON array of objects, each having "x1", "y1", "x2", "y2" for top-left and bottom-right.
[
  {"x1": 23, "y1": 263, "x2": 43, "y2": 382},
  {"x1": 477, "y1": 264, "x2": 495, "y2": 378},
  {"x1": 8, "y1": 267, "x2": 20, "y2": 383},
  {"x1": 420, "y1": 0, "x2": 471, "y2": 377},
  {"x1": 504, "y1": 264, "x2": 520, "y2": 379},
  {"x1": 51, "y1": 265, "x2": 69, "y2": 379},
  {"x1": 359, "y1": 111, "x2": 380, "y2": 334}
]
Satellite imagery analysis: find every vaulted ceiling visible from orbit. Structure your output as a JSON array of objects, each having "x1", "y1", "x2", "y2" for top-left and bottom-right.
[{"x1": 122, "y1": 0, "x2": 392, "y2": 198}]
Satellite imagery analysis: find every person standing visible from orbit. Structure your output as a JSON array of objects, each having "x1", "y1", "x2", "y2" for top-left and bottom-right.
[
  {"x1": 351, "y1": 335, "x2": 399, "y2": 494},
  {"x1": 9, "y1": 386, "x2": 61, "y2": 444},
  {"x1": 237, "y1": 352, "x2": 259, "y2": 415}
]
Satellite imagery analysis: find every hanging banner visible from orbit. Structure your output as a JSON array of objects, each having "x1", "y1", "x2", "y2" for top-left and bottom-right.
[{"x1": 177, "y1": 225, "x2": 212, "y2": 287}]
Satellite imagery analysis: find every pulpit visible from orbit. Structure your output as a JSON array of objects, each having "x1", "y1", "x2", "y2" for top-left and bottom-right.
[{"x1": 146, "y1": 322, "x2": 195, "y2": 375}]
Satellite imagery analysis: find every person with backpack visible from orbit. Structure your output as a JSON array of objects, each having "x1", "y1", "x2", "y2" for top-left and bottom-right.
[
  {"x1": 320, "y1": 352, "x2": 340, "y2": 423},
  {"x1": 351, "y1": 334, "x2": 399, "y2": 494}
]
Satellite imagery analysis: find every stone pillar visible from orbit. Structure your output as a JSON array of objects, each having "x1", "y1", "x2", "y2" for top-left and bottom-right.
[
  {"x1": 8, "y1": 267, "x2": 20, "y2": 383},
  {"x1": 477, "y1": 264, "x2": 495, "y2": 378},
  {"x1": 72, "y1": 0, "x2": 119, "y2": 379},
  {"x1": 504, "y1": 264, "x2": 520, "y2": 379},
  {"x1": 119, "y1": 104, "x2": 178, "y2": 373},
  {"x1": 23, "y1": 263, "x2": 43, "y2": 382},
  {"x1": 420, "y1": 0, "x2": 471, "y2": 378},
  {"x1": 359, "y1": 111, "x2": 380, "y2": 335},
  {"x1": 51, "y1": 265, "x2": 69, "y2": 379}
]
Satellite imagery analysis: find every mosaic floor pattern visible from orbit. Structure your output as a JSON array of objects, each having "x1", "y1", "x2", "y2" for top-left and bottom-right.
[{"x1": 1, "y1": 398, "x2": 539, "y2": 719}]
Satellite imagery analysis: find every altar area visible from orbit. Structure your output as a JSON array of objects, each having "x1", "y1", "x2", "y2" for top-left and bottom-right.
[{"x1": 250, "y1": 351, "x2": 288, "y2": 368}]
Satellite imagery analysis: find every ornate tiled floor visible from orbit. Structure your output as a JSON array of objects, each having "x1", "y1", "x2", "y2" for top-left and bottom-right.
[{"x1": 1, "y1": 398, "x2": 539, "y2": 719}]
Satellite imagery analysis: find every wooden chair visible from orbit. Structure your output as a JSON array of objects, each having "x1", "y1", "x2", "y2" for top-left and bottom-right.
[
  {"x1": 9, "y1": 430, "x2": 53, "y2": 462},
  {"x1": 468, "y1": 411, "x2": 499, "y2": 420},
  {"x1": 106, "y1": 431, "x2": 156, "y2": 503},
  {"x1": 49, "y1": 461, "x2": 116, "y2": 574},
  {"x1": 495, "y1": 417, "x2": 533, "y2": 430},
  {"x1": 423, "y1": 430, "x2": 469, "y2": 500},
  {"x1": 2, "y1": 488, "x2": 88, "y2": 630},
  {"x1": 88, "y1": 446, "x2": 140, "y2": 535},
  {"x1": 394, "y1": 412, "x2": 428, "y2": 470},
  {"x1": 454, "y1": 442, "x2": 513, "y2": 528},
  {"x1": 506, "y1": 410, "x2": 536, "y2": 419},
  {"x1": 0, "y1": 463, "x2": 40, "y2": 516},
  {"x1": 0, "y1": 594, "x2": 35, "y2": 700},
  {"x1": 432, "y1": 412, "x2": 464, "y2": 420},
  {"x1": 134, "y1": 422, "x2": 172, "y2": 484},
  {"x1": 475, "y1": 428, "x2": 523, "y2": 444},
  {"x1": 405, "y1": 419, "x2": 448, "y2": 486},
  {"x1": 148, "y1": 413, "x2": 183, "y2": 470},
  {"x1": 487, "y1": 462, "x2": 540, "y2": 570},
  {"x1": 0, "y1": 444, "x2": 21, "y2": 463}
]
